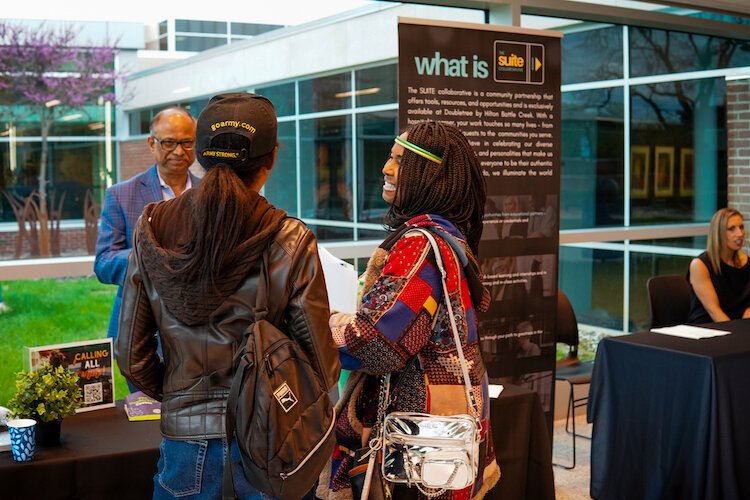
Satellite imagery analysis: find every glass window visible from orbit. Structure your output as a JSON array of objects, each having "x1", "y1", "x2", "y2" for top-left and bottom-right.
[
  {"x1": 52, "y1": 104, "x2": 115, "y2": 137},
  {"x1": 265, "y1": 121, "x2": 297, "y2": 215},
  {"x1": 158, "y1": 21, "x2": 168, "y2": 37},
  {"x1": 1, "y1": 141, "x2": 111, "y2": 224},
  {"x1": 129, "y1": 111, "x2": 148, "y2": 136},
  {"x1": 562, "y1": 25, "x2": 623, "y2": 85},
  {"x1": 299, "y1": 116, "x2": 352, "y2": 222},
  {"x1": 629, "y1": 27, "x2": 750, "y2": 77},
  {"x1": 175, "y1": 20, "x2": 226, "y2": 34},
  {"x1": 307, "y1": 224, "x2": 353, "y2": 242},
  {"x1": 355, "y1": 64, "x2": 397, "y2": 108},
  {"x1": 356, "y1": 110, "x2": 396, "y2": 224},
  {"x1": 629, "y1": 250, "x2": 693, "y2": 332},
  {"x1": 630, "y1": 77, "x2": 726, "y2": 224},
  {"x1": 256, "y1": 82, "x2": 295, "y2": 117},
  {"x1": 636, "y1": 236, "x2": 707, "y2": 249},
  {"x1": 0, "y1": 104, "x2": 116, "y2": 138},
  {"x1": 230, "y1": 23, "x2": 282, "y2": 36},
  {"x1": 175, "y1": 36, "x2": 226, "y2": 52},
  {"x1": 561, "y1": 87, "x2": 624, "y2": 230},
  {"x1": 560, "y1": 246, "x2": 624, "y2": 331},
  {"x1": 299, "y1": 73, "x2": 351, "y2": 114},
  {"x1": 0, "y1": 107, "x2": 39, "y2": 138},
  {"x1": 159, "y1": 37, "x2": 168, "y2": 51},
  {"x1": 182, "y1": 98, "x2": 209, "y2": 118},
  {"x1": 358, "y1": 228, "x2": 388, "y2": 240}
]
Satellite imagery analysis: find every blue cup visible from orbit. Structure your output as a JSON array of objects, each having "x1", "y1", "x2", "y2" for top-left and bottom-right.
[{"x1": 7, "y1": 418, "x2": 36, "y2": 462}]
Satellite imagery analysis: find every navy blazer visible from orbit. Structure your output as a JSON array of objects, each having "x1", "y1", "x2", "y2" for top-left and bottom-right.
[{"x1": 94, "y1": 165, "x2": 200, "y2": 339}]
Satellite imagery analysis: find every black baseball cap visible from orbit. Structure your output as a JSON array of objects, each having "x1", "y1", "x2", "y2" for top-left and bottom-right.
[{"x1": 195, "y1": 92, "x2": 277, "y2": 169}]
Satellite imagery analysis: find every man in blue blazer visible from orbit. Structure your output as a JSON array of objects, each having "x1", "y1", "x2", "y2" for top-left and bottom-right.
[{"x1": 95, "y1": 107, "x2": 199, "y2": 348}]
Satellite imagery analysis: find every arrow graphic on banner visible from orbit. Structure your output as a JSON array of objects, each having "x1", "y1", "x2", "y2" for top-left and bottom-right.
[{"x1": 535, "y1": 57, "x2": 542, "y2": 71}]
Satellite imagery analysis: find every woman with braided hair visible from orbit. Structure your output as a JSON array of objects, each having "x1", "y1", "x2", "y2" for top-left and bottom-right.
[{"x1": 319, "y1": 121, "x2": 500, "y2": 499}]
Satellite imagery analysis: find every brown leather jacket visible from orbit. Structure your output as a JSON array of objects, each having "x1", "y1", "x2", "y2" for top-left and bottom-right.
[{"x1": 115, "y1": 197, "x2": 340, "y2": 440}]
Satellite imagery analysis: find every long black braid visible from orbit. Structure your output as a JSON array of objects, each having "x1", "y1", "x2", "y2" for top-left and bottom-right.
[{"x1": 385, "y1": 121, "x2": 487, "y2": 255}]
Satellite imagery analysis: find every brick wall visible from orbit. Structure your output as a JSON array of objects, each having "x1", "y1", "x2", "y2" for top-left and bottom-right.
[
  {"x1": 120, "y1": 138, "x2": 154, "y2": 181},
  {"x1": 119, "y1": 138, "x2": 202, "y2": 181},
  {"x1": 727, "y1": 78, "x2": 750, "y2": 217},
  {"x1": 1, "y1": 227, "x2": 88, "y2": 260}
]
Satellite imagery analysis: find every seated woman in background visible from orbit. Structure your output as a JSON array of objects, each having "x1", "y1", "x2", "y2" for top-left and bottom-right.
[{"x1": 687, "y1": 208, "x2": 750, "y2": 324}]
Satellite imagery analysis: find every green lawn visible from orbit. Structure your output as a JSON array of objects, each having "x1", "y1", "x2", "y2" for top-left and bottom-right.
[{"x1": 0, "y1": 278, "x2": 129, "y2": 407}]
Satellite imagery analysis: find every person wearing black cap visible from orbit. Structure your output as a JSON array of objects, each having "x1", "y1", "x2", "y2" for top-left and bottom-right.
[{"x1": 115, "y1": 93, "x2": 340, "y2": 499}]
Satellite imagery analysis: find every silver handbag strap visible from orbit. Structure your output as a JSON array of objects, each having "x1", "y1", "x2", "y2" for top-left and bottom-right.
[{"x1": 412, "y1": 228, "x2": 479, "y2": 418}]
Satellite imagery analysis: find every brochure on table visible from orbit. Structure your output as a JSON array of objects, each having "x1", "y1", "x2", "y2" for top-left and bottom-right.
[
  {"x1": 25, "y1": 338, "x2": 116, "y2": 413},
  {"x1": 123, "y1": 391, "x2": 161, "y2": 421}
]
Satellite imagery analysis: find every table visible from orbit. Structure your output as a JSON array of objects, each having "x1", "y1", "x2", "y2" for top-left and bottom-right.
[
  {"x1": 588, "y1": 319, "x2": 750, "y2": 500},
  {"x1": 0, "y1": 388, "x2": 553, "y2": 500},
  {"x1": 487, "y1": 383, "x2": 555, "y2": 500},
  {"x1": 0, "y1": 401, "x2": 161, "y2": 500}
]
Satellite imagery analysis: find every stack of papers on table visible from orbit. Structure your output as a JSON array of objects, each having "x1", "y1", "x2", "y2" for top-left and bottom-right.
[{"x1": 651, "y1": 325, "x2": 731, "y2": 339}]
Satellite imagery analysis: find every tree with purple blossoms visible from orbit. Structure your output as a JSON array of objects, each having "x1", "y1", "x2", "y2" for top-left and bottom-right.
[{"x1": 0, "y1": 21, "x2": 125, "y2": 257}]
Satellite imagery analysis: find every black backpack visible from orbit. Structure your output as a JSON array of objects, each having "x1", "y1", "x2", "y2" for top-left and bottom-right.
[{"x1": 222, "y1": 254, "x2": 336, "y2": 500}]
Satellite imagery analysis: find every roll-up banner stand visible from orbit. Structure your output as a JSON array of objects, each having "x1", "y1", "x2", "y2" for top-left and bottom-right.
[{"x1": 398, "y1": 18, "x2": 562, "y2": 434}]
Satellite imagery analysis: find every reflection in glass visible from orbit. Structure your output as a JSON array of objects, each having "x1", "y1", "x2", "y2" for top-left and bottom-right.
[
  {"x1": 560, "y1": 246, "x2": 624, "y2": 331},
  {"x1": 175, "y1": 20, "x2": 227, "y2": 34},
  {"x1": 299, "y1": 73, "x2": 351, "y2": 114},
  {"x1": 175, "y1": 36, "x2": 226, "y2": 52},
  {"x1": 307, "y1": 224, "x2": 353, "y2": 243},
  {"x1": 356, "y1": 111, "x2": 396, "y2": 224},
  {"x1": 629, "y1": 251, "x2": 693, "y2": 331},
  {"x1": 562, "y1": 25, "x2": 623, "y2": 85},
  {"x1": 0, "y1": 101, "x2": 115, "y2": 138},
  {"x1": 561, "y1": 88, "x2": 624, "y2": 230},
  {"x1": 629, "y1": 27, "x2": 750, "y2": 78},
  {"x1": 357, "y1": 228, "x2": 388, "y2": 240},
  {"x1": 256, "y1": 82, "x2": 295, "y2": 117},
  {"x1": 630, "y1": 78, "x2": 727, "y2": 224},
  {"x1": 265, "y1": 121, "x2": 297, "y2": 215},
  {"x1": 0, "y1": 141, "x2": 111, "y2": 224},
  {"x1": 355, "y1": 65, "x2": 397, "y2": 107},
  {"x1": 299, "y1": 116, "x2": 352, "y2": 222}
]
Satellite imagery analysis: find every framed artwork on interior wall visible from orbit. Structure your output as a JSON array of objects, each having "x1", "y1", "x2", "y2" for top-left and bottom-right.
[
  {"x1": 654, "y1": 146, "x2": 674, "y2": 197},
  {"x1": 630, "y1": 145, "x2": 650, "y2": 199},
  {"x1": 679, "y1": 148, "x2": 694, "y2": 197}
]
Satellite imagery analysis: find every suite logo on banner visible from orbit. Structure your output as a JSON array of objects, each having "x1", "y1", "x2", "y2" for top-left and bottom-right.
[{"x1": 494, "y1": 41, "x2": 545, "y2": 85}]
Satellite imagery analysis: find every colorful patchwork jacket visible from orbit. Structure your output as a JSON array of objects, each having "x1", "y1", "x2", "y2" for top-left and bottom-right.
[{"x1": 318, "y1": 214, "x2": 500, "y2": 500}]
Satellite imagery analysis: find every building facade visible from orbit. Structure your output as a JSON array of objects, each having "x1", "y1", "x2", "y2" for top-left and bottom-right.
[{"x1": 3, "y1": 2, "x2": 750, "y2": 334}]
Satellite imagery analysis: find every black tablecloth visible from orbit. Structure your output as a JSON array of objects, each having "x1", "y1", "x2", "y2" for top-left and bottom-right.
[
  {"x1": 588, "y1": 319, "x2": 750, "y2": 500},
  {"x1": 0, "y1": 387, "x2": 553, "y2": 499},
  {"x1": 0, "y1": 401, "x2": 161, "y2": 500},
  {"x1": 487, "y1": 383, "x2": 555, "y2": 500}
]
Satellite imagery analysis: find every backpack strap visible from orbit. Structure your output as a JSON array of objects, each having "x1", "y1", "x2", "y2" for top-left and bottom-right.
[{"x1": 222, "y1": 252, "x2": 275, "y2": 500}]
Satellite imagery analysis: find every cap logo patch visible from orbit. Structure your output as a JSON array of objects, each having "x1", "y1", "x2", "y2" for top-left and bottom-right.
[
  {"x1": 210, "y1": 121, "x2": 257, "y2": 134},
  {"x1": 202, "y1": 150, "x2": 240, "y2": 159}
]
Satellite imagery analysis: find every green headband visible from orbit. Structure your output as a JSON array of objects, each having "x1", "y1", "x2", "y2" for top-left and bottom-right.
[{"x1": 394, "y1": 137, "x2": 442, "y2": 165}]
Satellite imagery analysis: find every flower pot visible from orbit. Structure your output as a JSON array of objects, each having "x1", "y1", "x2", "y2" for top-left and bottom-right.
[{"x1": 36, "y1": 419, "x2": 62, "y2": 447}]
